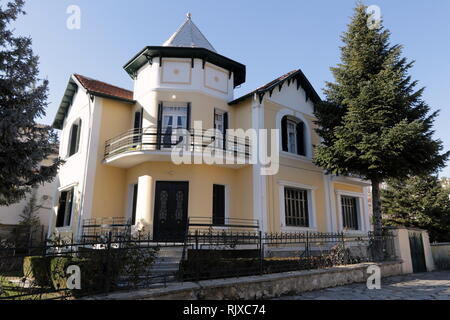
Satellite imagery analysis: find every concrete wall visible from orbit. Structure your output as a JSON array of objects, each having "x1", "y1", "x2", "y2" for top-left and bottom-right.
[
  {"x1": 92, "y1": 261, "x2": 402, "y2": 300},
  {"x1": 390, "y1": 227, "x2": 435, "y2": 273},
  {"x1": 431, "y1": 243, "x2": 450, "y2": 270}
]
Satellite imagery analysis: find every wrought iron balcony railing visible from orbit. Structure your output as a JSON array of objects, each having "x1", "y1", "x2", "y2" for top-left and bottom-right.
[{"x1": 104, "y1": 126, "x2": 252, "y2": 161}]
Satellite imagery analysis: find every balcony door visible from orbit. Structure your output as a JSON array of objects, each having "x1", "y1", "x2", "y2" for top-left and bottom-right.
[
  {"x1": 153, "y1": 181, "x2": 189, "y2": 242},
  {"x1": 160, "y1": 103, "x2": 189, "y2": 149}
]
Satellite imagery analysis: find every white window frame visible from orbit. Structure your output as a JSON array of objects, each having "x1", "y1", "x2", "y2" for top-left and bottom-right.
[
  {"x1": 286, "y1": 119, "x2": 298, "y2": 154},
  {"x1": 66, "y1": 118, "x2": 82, "y2": 159},
  {"x1": 278, "y1": 180, "x2": 317, "y2": 232},
  {"x1": 336, "y1": 190, "x2": 367, "y2": 234},
  {"x1": 276, "y1": 109, "x2": 312, "y2": 160},
  {"x1": 55, "y1": 184, "x2": 77, "y2": 231}
]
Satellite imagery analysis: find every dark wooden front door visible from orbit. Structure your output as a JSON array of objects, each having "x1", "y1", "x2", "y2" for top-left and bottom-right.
[
  {"x1": 153, "y1": 181, "x2": 189, "y2": 242},
  {"x1": 408, "y1": 231, "x2": 427, "y2": 273}
]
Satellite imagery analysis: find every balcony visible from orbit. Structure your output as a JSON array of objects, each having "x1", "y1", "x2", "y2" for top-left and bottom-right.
[{"x1": 103, "y1": 126, "x2": 252, "y2": 168}]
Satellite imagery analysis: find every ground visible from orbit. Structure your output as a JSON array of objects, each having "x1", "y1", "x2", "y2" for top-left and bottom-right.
[{"x1": 277, "y1": 271, "x2": 450, "y2": 300}]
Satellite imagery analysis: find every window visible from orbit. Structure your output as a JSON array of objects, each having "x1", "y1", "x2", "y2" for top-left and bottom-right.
[
  {"x1": 212, "y1": 184, "x2": 226, "y2": 225},
  {"x1": 214, "y1": 109, "x2": 228, "y2": 149},
  {"x1": 281, "y1": 116, "x2": 306, "y2": 156},
  {"x1": 67, "y1": 119, "x2": 82, "y2": 157},
  {"x1": 284, "y1": 187, "x2": 309, "y2": 227},
  {"x1": 341, "y1": 196, "x2": 359, "y2": 230},
  {"x1": 56, "y1": 188, "x2": 74, "y2": 228},
  {"x1": 158, "y1": 102, "x2": 190, "y2": 148}
]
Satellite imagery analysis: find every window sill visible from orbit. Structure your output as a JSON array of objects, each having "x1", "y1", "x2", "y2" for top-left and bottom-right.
[
  {"x1": 280, "y1": 151, "x2": 312, "y2": 162},
  {"x1": 281, "y1": 226, "x2": 317, "y2": 233},
  {"x1": 340, "y1": 229, "x2": 366, "y2": 236},
  {"x1": 55, "y1": 227, "x2": 72, "y2": 233}
]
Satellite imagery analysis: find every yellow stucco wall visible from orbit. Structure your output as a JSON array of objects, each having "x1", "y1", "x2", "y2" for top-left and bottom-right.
[
  {"x1": 90, "y1": 98, "x2": 132, "y2": 219},
  {"x1": 140, "y1": 91, "x2": 237, "y2": 130},
  {"x1": 125, "y1": 162, "x2": 253, "y2": 229},
  {"x1": 333, "y1": 183, "x2": 364, "y2": 194}
]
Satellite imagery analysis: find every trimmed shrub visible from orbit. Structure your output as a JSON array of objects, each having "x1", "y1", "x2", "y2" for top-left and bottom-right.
[
  {"x1": 49, "y1": 256, "x2": 105, "y2": 295},
  {"x1": 22, "y1": 256, "x2": 51, "y2": 287}
]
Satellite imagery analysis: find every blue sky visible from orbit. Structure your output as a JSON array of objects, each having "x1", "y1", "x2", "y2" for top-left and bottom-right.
[{"x1": 12, "y1": 0, "x2": 450, "y2": 176}]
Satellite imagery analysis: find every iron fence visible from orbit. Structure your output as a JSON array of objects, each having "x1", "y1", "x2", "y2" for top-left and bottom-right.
[
  {"x1": 0, "y1": 229, "x2": 397, "y2": 300},
  {"x1": 104, "y1": 126, "x2": 252, "y2": 161}
]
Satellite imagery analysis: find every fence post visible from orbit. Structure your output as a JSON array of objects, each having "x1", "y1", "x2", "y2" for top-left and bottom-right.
[
  {"x1": 259, "y1": 231, "x2": 263, "y2": 275},
  {"x1": 104, "y1": 231, "x2": 113, "y2": 295},
  {"x1": 340, "y1": 232, "x2": 346, "y2": 264}
]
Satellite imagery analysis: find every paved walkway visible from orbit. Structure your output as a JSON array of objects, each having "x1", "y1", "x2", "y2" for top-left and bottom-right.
[{"x1": 277, "y1": 271, "x2": 450, "y2": 300}]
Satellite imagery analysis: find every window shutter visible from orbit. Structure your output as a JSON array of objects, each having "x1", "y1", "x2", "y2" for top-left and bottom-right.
[
  {"x1": 213, "y1": 185, "x2": 225, "y2": 225},
  {"x1": 75, "y1": 120, "x2": 82, "y2": 154},
  {"x1": 223, "y1": 112, "x2": 228, "y2": 150},
  {"x1": 131, "y1": 184, "x2": 138, "y2": 225},
  {"x1": 68, "y1": 123, "x2": 79, "y2": 156},
  {"x1": 281, "y1": 116, "x2": 288, "y2": 152},
  {"x1": 133, "y1": 110, "x2": 142, "y2": 144},
  {"x1": 296, "y1": 121, "x2": 305, "y2": 156},
  {"x1": 156, "y1": 102, "x2": 163, "y2": 150},
  {"x1": 56, "y1": 192, "x2": 68, "y2": 228},
  {"x1": 65, "y1": 189, "x2": 74, "y2": 227},
  {"x1": 186, "y1": 103, "x2": 191, "y2": 130}
]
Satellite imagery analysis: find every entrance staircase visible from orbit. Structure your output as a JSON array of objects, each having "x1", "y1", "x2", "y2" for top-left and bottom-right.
[{"x1": 147, "y1": 246, "x2": 184, "y2": 286}]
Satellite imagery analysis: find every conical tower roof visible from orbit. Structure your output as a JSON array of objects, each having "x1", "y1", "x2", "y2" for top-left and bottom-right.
[{"x1": 163, "y1": 13, "x2": 216, "y2": 52}]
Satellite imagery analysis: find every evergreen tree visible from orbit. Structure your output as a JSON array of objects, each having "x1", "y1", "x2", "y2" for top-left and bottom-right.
[
  {"x1": 382, "y1": 175, "x2": 450, "y2": 242},
  {"x1": 0, "y1": 0, "x2": 61, "y2": 205},
  {"x1": 314, "y1": 4, "x2": 449, "y2": 244}
]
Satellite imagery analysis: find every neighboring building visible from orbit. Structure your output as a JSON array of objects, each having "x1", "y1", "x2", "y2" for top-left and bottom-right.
[
  {"x1": 0, "y1": 144, "x2": 58, "y2": 240},
  {"x1": 48, "y1": 15, "x2": 372, "y2": 241}
]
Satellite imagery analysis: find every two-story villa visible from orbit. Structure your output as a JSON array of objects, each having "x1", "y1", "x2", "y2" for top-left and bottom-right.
[{"x1": 49, "y1": 15, "x2": 372, "y2": 241}]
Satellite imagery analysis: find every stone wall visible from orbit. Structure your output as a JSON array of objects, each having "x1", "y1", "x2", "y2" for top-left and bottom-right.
[{"x1": 92, "y1": 260, "x2": 403, "y2": 300}]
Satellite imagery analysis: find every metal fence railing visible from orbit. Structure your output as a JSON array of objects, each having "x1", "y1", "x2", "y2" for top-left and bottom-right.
[
  {"x1": 0, "y1": 229, "x2": 397, "y2": 300},
  {"x1": 104, "y1": 126, "x2": 252, "y2": 162}
]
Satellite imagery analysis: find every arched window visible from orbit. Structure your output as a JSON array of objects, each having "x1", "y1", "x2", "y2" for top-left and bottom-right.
[
  {"x1": 67, "y1": 118, "x2": 82, "y2": 157},
  {"x1": 281, "y1": 116, "x2": 306, "y2": 156}
]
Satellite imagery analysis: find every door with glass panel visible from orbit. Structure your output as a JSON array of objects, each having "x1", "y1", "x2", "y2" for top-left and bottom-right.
[
  {"x1": 153, "y1": 181, "x2": 189, "y2": 242},
  {"x1": 161, "y1": 104, "x2": 188, "y2": 148}
]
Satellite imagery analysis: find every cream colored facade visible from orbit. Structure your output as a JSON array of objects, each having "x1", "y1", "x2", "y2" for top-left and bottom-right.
[{"x1": 48, "y1": 16, "x2": 372, "y2": 240}]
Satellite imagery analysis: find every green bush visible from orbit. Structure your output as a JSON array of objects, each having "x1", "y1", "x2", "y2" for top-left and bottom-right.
[
  {"x1": 49, "y1": 256, "x2": 106, "y2": 295},
  {"x1": 22, "y1": 256, "x2": 51, "y2": 287}
]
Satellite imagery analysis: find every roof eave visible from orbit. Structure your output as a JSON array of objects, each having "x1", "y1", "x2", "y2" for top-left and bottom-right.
[{"x1": 123, "y1": 46, "x2": 246, "y2": 87}]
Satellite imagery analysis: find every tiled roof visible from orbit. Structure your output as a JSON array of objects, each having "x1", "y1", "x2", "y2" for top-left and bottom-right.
[
  {"x1": 228, "y1": 69, "x2": 321, "y2": 105},
  {"x1": 73, "y1": 74, "x2": 134, "y2": 102},
  {"x1": 53, "y1": 74, "x2": 135, "y2": 129},
  {"x1": 163, "y1": 13, "x2": 216, "y2": 52}
]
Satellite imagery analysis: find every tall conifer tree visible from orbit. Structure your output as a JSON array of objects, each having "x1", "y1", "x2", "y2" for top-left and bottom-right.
[
  {"x1": 0, "y1": 0, "x2": 61, "y2": 205},
  {"x1": 314, "y1": 4, "x2": 449, "y2": 245}
]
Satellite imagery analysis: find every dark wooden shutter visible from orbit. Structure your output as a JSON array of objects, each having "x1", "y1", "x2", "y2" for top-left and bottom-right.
[
  {"x1": 296, "y1": 121, "x2": 305, "y2": 156},
  {"x1": 75, "y1": 120, "x2": 82, "y2": 154},
  {"x1": 56, "y1": 191, "x2": 68, "y2": 228},
  {"x1": 281, "y1": 116, "x2": 288, "y2": 152},
  {"x1": 133, "y1": 110, "x2": 142, "y2": 144},
  {"x1": 212, "y1": 185, "x2": 225, "y2": 225},
  {"x1": 223, "y1": 112, "x2": 228, "y2": 150},
  {"x1": 131, "y1": 184, "x2": 138, "y2": 225},
  {"x1": 186, "y1": 103, "x2": 191, "y2": 130},
  {"x1": 68, "y1": 123, "x2": 79, "y2": 156},
  {"x1": 65, "y1": 189, "x2": 74, "y2": 227},
  {"x1": 156, "y1": 102, "x2": 163, "y2": 150}
]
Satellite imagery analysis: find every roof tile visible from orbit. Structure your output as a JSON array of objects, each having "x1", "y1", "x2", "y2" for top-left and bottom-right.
[{"x1": 74, "y1": 74, "x2": 134, "y2": 101}]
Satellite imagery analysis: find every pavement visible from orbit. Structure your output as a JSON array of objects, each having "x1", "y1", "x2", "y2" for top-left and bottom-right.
[{"x1": 276, "y1": 271, "x2": 450, "y2": 300}]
